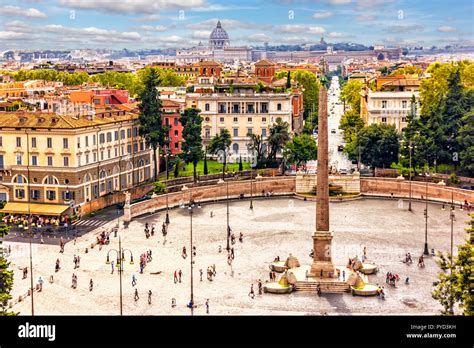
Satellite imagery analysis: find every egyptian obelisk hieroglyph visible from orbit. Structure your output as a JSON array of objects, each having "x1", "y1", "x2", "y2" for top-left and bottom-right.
[{"x1": 309, "y1": 86, "x2": 335, "y2": 277}]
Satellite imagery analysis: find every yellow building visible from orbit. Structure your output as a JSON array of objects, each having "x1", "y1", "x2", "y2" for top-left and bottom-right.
[{"x1": 0, "y1": 108, "x2": 153, "y2": 216}]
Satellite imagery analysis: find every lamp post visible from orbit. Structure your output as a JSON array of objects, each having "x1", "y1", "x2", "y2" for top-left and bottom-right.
[
  {"x1": 408, "y1": 140, "x2": 413, "y2": 212},
  {"x1": 181, "y1": 188, "x2": 200, "y2": 315},
  {"x1": 250, "y1": 168, "x2": 253, "y2": 210},
  {"x1": 106, "y1": 236, "x2": 133, "y2": 315},
  {"x1": 423, "y1": 170, "x2": 429, "y2": 256},
  {"x1": 226, "y1": 180, "x2": 230, "y2": 251}
]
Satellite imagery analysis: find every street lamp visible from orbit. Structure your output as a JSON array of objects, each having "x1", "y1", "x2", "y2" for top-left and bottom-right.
[
  {"x1": 423, "y1": 170, "x2": 429, "y2": 256},
  {"x1": 181, "y1": 189, "x2": 201, "y2": 315},
  {"x1": 226, "y1": 180, "x2": 230, "y2": 251},
  {"x1": 106, "y1": 236, "x2": 133, "y2": 315},
  {"x1": 250, "y1": 168, "x2": 253, "y2": 210},
  {"x1": 408, "y1": 141, "x2": 413, "y2": 212},
  {"x1": 165, "y1": 146, "x2": 170, "y2": 224}
]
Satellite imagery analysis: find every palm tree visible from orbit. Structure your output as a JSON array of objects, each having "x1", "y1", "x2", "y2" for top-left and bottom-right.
[
  {"x1": 267, "y1": 117, "x2": 290, "y2": 166},
  {"x1": 208, "y1": 129, "x2": 232, "y2": 179}
]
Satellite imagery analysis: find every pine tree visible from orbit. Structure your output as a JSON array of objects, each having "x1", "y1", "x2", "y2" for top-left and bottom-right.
[
  {"x1": 138, "y1": 68, "x2": 166, "y2": 181},
  {"x1": 203, "y1": 146, "x2": 208, "y2": 175},
  {"x1": 286, "y1": 71, "x2": 291, "y2": 89},
  {"x1": 239, "y1": 155, "x2": 243, "y2": 171},
  {"x1": 174, "y1": 162, "x2": 179, "y2": 179},
  {"x1": 208, "y1": 129, "x2": 232, "y2": 179},
  {"x1": 179, "y1": 108, "x2": 204, "y2": 182},
  {"x1": 0, "y1": 224, "x2": 15, "y2": 316}
]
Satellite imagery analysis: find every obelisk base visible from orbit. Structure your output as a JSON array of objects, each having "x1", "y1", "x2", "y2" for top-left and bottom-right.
[{"x1": 309, "y1": 231, "x2": 335, "y2": 278}]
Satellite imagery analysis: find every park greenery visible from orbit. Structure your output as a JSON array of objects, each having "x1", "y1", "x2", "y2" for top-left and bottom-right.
[
  {"x1": 179, "y1": 108, "x2": 204, "y2": 182},
  {"x1": 283, "y1": 133, "x2": 318, "y2": 168},
  {"x1": 207, "y1": 129, "x2": 232, "y2": 179},
  {"x1": 432, "y1": 213, "x2": 474, "y2": 315},
  {"x1": 0, "y1": 224, "x2": 15, "y2": 316}
]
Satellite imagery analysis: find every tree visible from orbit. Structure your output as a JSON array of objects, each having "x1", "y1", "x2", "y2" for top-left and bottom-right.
[
  {"x1": 356, "y1": 124, "x2": 400, "y2": 175},
  {"x1": 267, "y1": 117, "x2": 290, "y2": 167},
  {"x1": 340, "y1": 79, "x2": 364, "y2": 114},
  {"x1": 179, "y1": 108, "x2": 204, "y2": 182},
  {"x1": 432, "y1": 213, "x2": 474, "y2": 315},
  {"x1": 0, "y1": 224, "x2": 15, "y2": 316},
  {"x1": 302, "y1": 111, "x2": 318, "y2": 135},
  {"x1": 138, "y1": 68, "x2": 166, "y2": 181},
  {"x1": 458, "y1": 109, "x2": 474, "y2": 176},
  {"x1": 286, "y1": 71, "x2": 291, "y2": 89},
  {"x1": 203, "y1": 147, "x2": 209, "y2": 175},
  {"x1": 239, "y1": 155, "x2": 243, "y2": 171},
  {"x1": 283, "y1": 133, "x2": 317, "y2": 169},
  {"x1": 400, "y1": 94, "x2": 422, "y2": 169},
  {"x1": 174, "y1": 161, "x2": 180, "y2": 178},
  {"x1": 247, "y1": 134, "x2": 266, "y2": 168},
  {"x1": 208, "y1": 129, "x2": 232, "y2": 179}
]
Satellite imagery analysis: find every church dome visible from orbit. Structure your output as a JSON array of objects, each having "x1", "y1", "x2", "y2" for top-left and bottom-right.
[{"x1": 209, "y1": 20, "x2": 230, "y2": 49}]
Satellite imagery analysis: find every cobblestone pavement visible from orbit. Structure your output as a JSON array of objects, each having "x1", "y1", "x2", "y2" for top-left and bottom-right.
[{"x1": 4, "y1": 198, "x2": 470, "y2": 315}]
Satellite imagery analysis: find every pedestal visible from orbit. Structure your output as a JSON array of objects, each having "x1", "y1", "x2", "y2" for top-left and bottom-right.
[{"x1": 309, "y1": 231, "x2": 335, "y2": 277}]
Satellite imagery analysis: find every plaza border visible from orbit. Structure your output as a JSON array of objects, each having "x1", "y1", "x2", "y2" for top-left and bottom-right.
[{"x1": 129, "y1": 176, "x2": 474, "y2": 218}]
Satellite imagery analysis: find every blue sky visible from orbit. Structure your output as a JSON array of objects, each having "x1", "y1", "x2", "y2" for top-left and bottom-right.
[{"x1": 0, "y1": 0, "x2": 472, "y2": 50}]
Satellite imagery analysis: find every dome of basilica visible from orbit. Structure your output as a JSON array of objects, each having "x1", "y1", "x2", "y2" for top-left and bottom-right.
[{"x1": 209, "y1": 20, "x2": 230, "y2": 49}]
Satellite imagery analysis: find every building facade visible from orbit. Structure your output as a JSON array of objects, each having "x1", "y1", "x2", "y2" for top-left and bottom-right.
[{"x1": 0, "y1": 110, "x2": 153, "y2": 215}]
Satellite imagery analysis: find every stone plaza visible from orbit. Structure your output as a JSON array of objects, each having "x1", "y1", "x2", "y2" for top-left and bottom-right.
[{"x1": 4, "y1": 197, "x2": 471, "y2": 315}]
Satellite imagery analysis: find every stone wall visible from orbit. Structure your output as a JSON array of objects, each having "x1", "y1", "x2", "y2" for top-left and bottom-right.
[
  {"x1": 296, "y1": 173, "x2": 361, "y2": 194},
  {"x1": 360, "y1": 178, "x2": 474, "y2": 204},
  {"x1": 130, "y1": 177, "x2": 296, "y2": 218}
]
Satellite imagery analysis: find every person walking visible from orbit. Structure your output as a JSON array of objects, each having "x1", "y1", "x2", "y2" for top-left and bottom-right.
[
  {"x1": 174, "y1": 270, "x2": 178, "y2": 284},
  {"x1": 38, "y1": 276, "x2": 44, "y2": 292},
  {"x1": 248, "y1": 284, "x2": 255, "y2": 299},
  {"x1": 77, "y1": 255, "x2": 81, "y2": 268},
  {"x1": 178, "y1": 269, "x2": 182, "y2": 283},
  {"x1": 111, "y1": 260, "x2": 115, "y2": 274},
  {"x1": 132, "y1": 274, "x2": 137, "y2": 287},
  {"x1": 342, "y1": 270, "x2": 346, "y2": 281},
  {"x1": 55, "y1": 259, "x2": 60, "y2": 273},
  {"x1": 258, "y1": 279, "x2": 262, "y2": 295},
  {"x1": 205, "y1": 299, "x2": 209, "y2": 314},
  {"x1": 134, "y1": 289, "x2": 139, "y2": 301},
  {"x1": 199, "y1": 269, "x2": 203, "y2": 282},
  {"x1": 148, "y1": 290, "x2": 152, "y2": 304},
  {"x1": 89, "y1": 279, "x2": 93, "y2": 291}
]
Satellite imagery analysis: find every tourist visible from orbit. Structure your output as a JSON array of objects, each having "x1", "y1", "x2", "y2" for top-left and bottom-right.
[
  {"x1": 111, "y1": 260, "x2": 115, "y2": 274},
  {"x1": 182, "y1": 246, "x2": 187, "y2": 259},
  {"x1": 230, "y1": 247, "x2": 234, "y2": 259},
  {"x1": 174, "y1": 270, "x2": 178, "y2": 284},
  {"x1": 55, "y1": 259, "x2": 60, "y2": 273},
  {"x1": 305, "y1": 270, "x2": 308, "y2": 281},
  {"x1": 218, "y1": 245, "x2": 222, "y2": 253},
  {"x1": 248, "y1": 284, "x2": 255, "y2": 299},
  {"x1": 178, "y1": 269, "x2": 182, "y2": 283},
  {"x1": 148, "y1": 290, "x2": 152, "y2": 304},
  {"x1": 258, "y1": 279, "x2": 263, "y2": 295},
  {"x1": 38, "y1": 276, "x2": 44, "y2": 292},
  {"x1": 405, "y1": 277, "x2": 410, "y2": 285},
  {"x1": 418, "y1": 255, "x2": 425, "y2": 268},
  {"x1": 269, "y1": 270, "x2": 273, "y2": 281},
  {"x1": 212, "y1": 264, "x2": 216, "y2": 276},
  {"x1": 200, "y1": 269, "x2": 203, "y2": 281},
  {"x1": 77, "y1": 255, "x2": 81, "y2": 268},
  {"x1": 239, "y1": 232, "x2": 243, "y2": 243},
  {"x1": 132, "y1": 274, "x2": 137, "y2": 287},
  {"x1": 231, "y1": 234, "x2": 236, "y2": 245},
  {"x1": 71, "y1": 273, "x2": 76, "y2": 289},
  {"x1": 23, "y1": 267, "x2": 28, "y2": 279},
  {"x1": 431, "y1": 248, "x2": 436, "y2": 257},
  {"x1": 320, "y1": 269, "x2": 323, "y2": 278},
  {"x1": 210, "y1": 211, "x2": 214, "y2": 218},
  {"x1": 151, "y1": 226, "x2": 155, "y2": 236},
  {"x1": 316, "y1": 284, "x2": 321, "y2": 297},
  {"x1": 89, "y1": 279, "x2": 93, "y2": 291},
  {"x1": 134, "y1": 289, "x2": 139, "y2": 301},
  {"x1": 193, "y1": 246, "x2": 196, "y2": 257},
  {"x1": 205, "y1": 299, "x2": 209, "y2": 314},
  {"x1": 342, "y1": 270, "x2": 346, "y2": 281}
]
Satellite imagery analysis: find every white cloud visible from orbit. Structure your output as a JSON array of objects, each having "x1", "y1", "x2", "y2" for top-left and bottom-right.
[
  {"x1": 313, "y1": 11, "x2": 333, "y2": 19},
  {"x1": 0, "y1": 5, "x2": 47, "y2": 18},
  {"x1": 0, "y1": 31, "x2": 30, "y2": 40},
  {"x1": 43, "y1": 24, "x2": 142, "y2": 42},
  {"x1": 134, "y1": 25, "x2": 168, "y2": 32},
  {"x1": 191, "y1": 30, "x2": 210, "y2": 40},
  {"x1": 355, "y1": 13, "x2": 375, "y2": 22},
  {"x1": 133, "y1": 14, "x2": 165, "y2": 22},
  {"x1": 186, "y1": 18, "x2": 262, "y2": 30},
  {"x1": 437, "y1": 26, "x2": 457, "y2": 33},
  {"x1": 248, "y1": 33, "x2": 272, "y2": 42},
  {"x1": 328, "y1": 0, "x2": 351, "y2": 4},
  {"x1": 3, "y1": 21, "x2": 33, "y2": 33},
  {"x1": 384, "y1": 24, "x2": 424, "y2": 33},
  {"x1": 59, "y1": 0, "x2": 208, "y2": 14},
  {"x1": 328, "y1": 32, "x2": 354, "y2": 38}
]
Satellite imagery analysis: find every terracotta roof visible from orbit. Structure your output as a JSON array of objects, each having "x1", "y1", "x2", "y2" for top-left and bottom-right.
[
  {"x1": 255, "y1": 60, "x2": 276, "y2": 66},
  {"x1": 162, "y1": 99, "x2": 183, "y2": 107}
]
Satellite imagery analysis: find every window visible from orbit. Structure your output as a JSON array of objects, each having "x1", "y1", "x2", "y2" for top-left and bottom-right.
[
  {"x1": 174, "y1": 142, "x2": 179, "y2": 149},
  {"x1": 101, "y1": 151, "x2": 104, "y2": 161},
  {"x1": 261, "y1": 103, "x2": 268, "y2": 113},
  {"x1": 93, "y1": 134, "x2": 96, "y2": 145},
  {"x1": 93, "y1": 153, "x2": 97, "y2": 162},
  {"x1": 233, "y1": 128, "x2": 239, "y2": 137},
  {"x1": 86, "y1": 154, "x2": 89, "y2": 164},
  {"x1": 31, "y1": 155, "x2": 38, "y2": 166},
  {"x1": 205, "y1": 117, "x2": 210, "y2": 122},
  {"x1": 232, "y1": 104, "x2": 240, "y2": 113},
  {"x1": 107, "y1": 132, "x2": 112, "y2": 142},
  {"x1": 218, "y1": 103, "x2": 226, "y2": 113},
  {"x1": 127, "y1": 128, "x2": 132, "y2": 138},
  {"x1": 114, "y1": 131, "x2": 119, "y2": 141},
  {"x1": 31, "y1": 137, "x2": 36, "y2": 148},
  {"x1": 233, "y1": 117, "x2": 238, "y2": 123},
  {"x1": 0, "y1": 155, "x2": 3, "y2": 168},
  {"x1": 165, "y1": 118, "x2": 169, "y2": 125},
  {"x1": 402, "y1": 100, "x2": 407, "y2": 108},
  {"x1": 47, "y1": 137, "x2": 52, "y2": 148},
  {"x1": 220, "y1": 117, "x2": 224, "y2": 123},
  {"x1": 381, "y1": 117, "x2": 387, "y2": 123},
  {"x1": 15, "y1": 189, "x2": 25, "y2": 199},
  {"x1": 174, "y1": 118, "x2": 179, "y2": 126},
  {"x1": 47, "y1": 156, "x2": 53, "y2": 166},
  {"x1": 16, "y1": 155, "x2": 22, "y2": 165},
  {"x1": 402, "y1": 117, "x2": 407, "y2": 122},
  {"x1": 0, "y1": 136, "x2": 2, "y2": 147},
  {"x1": 261, "y1": 128, "x2": 267, "y2": 137},
  {"x1": 77, "y1": 137, "x2": 80, "y2": 148},
  {"x1": 15, "y1": 175, "x2": 25, "y2": 184},
  {"x1": 381, "y1": 100, "x2": 387, "y2": 109},
  {"x1": 16, "y1": 137, "x2": 21, "y2": 147},
  {"x1": 277, "y1": 103, "x2": 282, "y2": 111},
  {"x1": 99, "y1": 133, "x2": 105, "y2": 144},
  {"x1": 205, "y1": 103, "x2": 210, "y2": 111},
  {"x1": 205, "y1": 129, "x2": 211, "y2": 138},
  {"x1": 127, "y1": 144, "x2": 132, "y2": 154},
  {"x1": 134, "y1": 143, "x2": 138, "y2": 153},
  {"x1": 63, "y1": 138, "x2": 69, "y2": 149},
  {"x1": 262, "y1": 117, "x2": 267, "y2": 123},
  {"x1": 93, "y1": 99, "x2": 100, "y2": 105},
  {"x1": 233, "y1": 143, "x2": 239, "y2": 154},
  {"x1": 248, "y1": 117, "x2": 252, "y2": 123},
  {"x1": 46, "y1": 190, "x2": 56, "y2": 200},
  {"x1": 62, "y1": 191, "x2": 72, "y2": 201},
  {"x1": 78, "y1": 155, "x2": 81, "y2": 166},
  {"x1": 105, "y1": 98, "x2": 110, "y2": 105},
  {"x1": 133, "y1": 128, "x2": 138, "y2": 137},
  {"x1": 108, "y1": 149, "x2": 111, "y2": 158},
  {"x1": 121, "y1": 130, "x2": 126, "y2": 139},
  {"x1": 63, "y1": 157, "x2": 69, "y2": 167},
  {"x1": 140, "y1": 142, "x2": 144, "y2": 151},
  {"x1": 174, "y1": 130, "x2": 178, "y2": 137},
  {"x1": 115, "y1": 147, "x2": 118, "y2": 157},
  {"x1": 247, "y1": 128, "x2": 253, "y2": 135},
  {"x1": 247, "y1": 104, "x2": 254, "y2": 113},
  {"x1": 31, "y1": 190, "x2": 40, "y2": 200},
  {"x1": 85, "y1": 136, "x2": 89, "y2": 147}
]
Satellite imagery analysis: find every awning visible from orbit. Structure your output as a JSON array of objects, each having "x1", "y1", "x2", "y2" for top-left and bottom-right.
[{"x1": 0, "y1": 202, "x2": 70, "y2": 216}]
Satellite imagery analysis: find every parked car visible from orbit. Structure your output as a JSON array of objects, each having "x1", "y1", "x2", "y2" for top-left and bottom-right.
[{"x1": 460, "y1": 184, "x2": 473, "y2": 190}]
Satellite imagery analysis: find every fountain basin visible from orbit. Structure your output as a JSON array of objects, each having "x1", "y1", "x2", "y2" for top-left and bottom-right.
[
  {"x1": 351, "y1": 284, "x2": 378, "y2": 296},
  {"x1": 360, "y1": 263, "x2": 378, "y2": 275},
  {"x1": 270, "y1": 261, "x2": 287, "y2": 273},
  {"x1": 264, "y1": 282, "x2": 293, "y2": 294}
]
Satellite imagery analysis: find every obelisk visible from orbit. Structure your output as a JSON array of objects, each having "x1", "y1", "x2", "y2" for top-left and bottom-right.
[{"x1": 309, "y1": 86, "x2": 335, "y2": 278}]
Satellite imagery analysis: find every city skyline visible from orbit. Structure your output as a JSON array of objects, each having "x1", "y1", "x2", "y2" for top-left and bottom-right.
[{"x1": 0, "y1": 0, "x2": 472, "y2": 50}]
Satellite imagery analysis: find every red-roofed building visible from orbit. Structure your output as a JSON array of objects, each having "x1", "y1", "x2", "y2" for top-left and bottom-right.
[{"x1": 162, "y1": 99, "x2": 185, "y2": 155}]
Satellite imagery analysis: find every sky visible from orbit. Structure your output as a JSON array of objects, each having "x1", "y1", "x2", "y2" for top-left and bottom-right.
[{"x1": 0, "y1": 0, "x2": 472, "y2": 51}]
